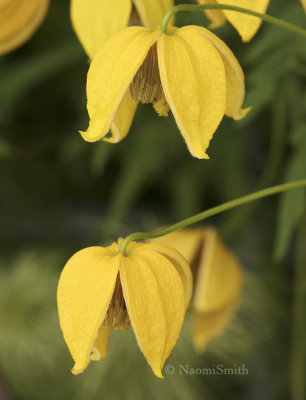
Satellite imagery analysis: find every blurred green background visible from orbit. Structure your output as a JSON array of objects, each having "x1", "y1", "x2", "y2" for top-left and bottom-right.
[{"x1": 0, "y1": 1, "x2": 305, "y2": 399}]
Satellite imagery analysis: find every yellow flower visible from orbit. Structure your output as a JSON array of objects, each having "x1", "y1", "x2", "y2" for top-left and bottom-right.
[
  {"x1": 81, "y1": 25, "x2": 248, "y2": 159},
  {"x1": 0, "y1": 0, "x2": 49, "y2": 56},
  {"x1": 197, "y1": 0, "x2": 306, "y2": 42},
  {"x1": 57, "y1": 239, "x2": 192, "y2": 378},
  {"x1": 149, "y1": 227, "x2": 243, "y2": 351},
  {"x1": 71, "y1": 0, "x2": 174, "y2": 59}
]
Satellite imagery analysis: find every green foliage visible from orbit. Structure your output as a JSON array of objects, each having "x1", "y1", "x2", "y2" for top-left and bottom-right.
[
  {"x1": 0, "y1": 252, "x2": 70, "y2": 400},
  {"x1": 0, "y1": 41, "x2": 83, "y2": 123}
]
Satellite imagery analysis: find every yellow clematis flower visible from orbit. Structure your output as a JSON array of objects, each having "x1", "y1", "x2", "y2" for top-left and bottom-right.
[
  {"x1": 149, "y1": 227, "x2": 243, "y2": 351},
  {"x1": 71, "y1": 0, "x2": 174, "y2": 59},
  {"x1": 81, "y1": 25, "x2": 248, "y2": 159},
  {"x1": 198, "y1": 0, "x2": 306, "y2": 42},
  {"x1": 0, "y1": 0, "x2": 49, "y2": 56},
  {"x1": 57, "y1": 239, "x2": 192, "y2": 378}
]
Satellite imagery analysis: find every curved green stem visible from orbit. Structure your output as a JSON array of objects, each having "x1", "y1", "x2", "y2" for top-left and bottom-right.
[
  {"x1": 161, "y1": 4, "x2": 306, "y2": 37},
  {"x1": 119, "y1": 179, "x2": 306, "y2": 255},
  {"x1": 221, "y1": 85, "x2": 287, "y2": 238}
]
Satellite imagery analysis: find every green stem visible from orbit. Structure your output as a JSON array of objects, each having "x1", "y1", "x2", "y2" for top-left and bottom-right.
[
  {"x1": 119, "y1": 179, "x2": 306, "y2": 254},
  {"x1": 221, "y1": 84, "x2": 287, "y2": 238},
  {"x1": 161, "y1": 4, "x2": 306, "y2": 38}
]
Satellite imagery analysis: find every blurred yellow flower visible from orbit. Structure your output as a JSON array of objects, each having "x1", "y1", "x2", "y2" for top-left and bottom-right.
[
  {"x1": 197, "y1": 0, "x2": 269, "y2": 42},
  {"x1": 81, "y1": 25, "x2": 248, "y2": 159},
  {"x1": 149, "y1": 227, "x2": 243, "y2": 351},
  {"x1": 57, "y1": 240, "x2": 192, "y2": 378},
  {"x1": 198, "y1": 0, "x2": 306, "y2": 42},
  {"x1": 71, "y1": 0, "x2": 174, "y2": 59},
  {"x1": 0, "y1": 0, "x2": 49, "y2": 56}
]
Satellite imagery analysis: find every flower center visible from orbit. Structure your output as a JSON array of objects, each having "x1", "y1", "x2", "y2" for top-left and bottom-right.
[
  {"x1": 103, "y1": 276, "x2": 130, "y2": 331},
  {"x1": 130, "y1": 43, "x2": 167, "y2": 105},
  {"x1": 128, "y1": 5, "x2": 141, "y2": 26}
]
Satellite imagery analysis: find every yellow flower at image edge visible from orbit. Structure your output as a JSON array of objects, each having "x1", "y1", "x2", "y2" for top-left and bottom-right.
[
  {"x1": 57, "y1": 240, "x2": 192, "y2": 377},
  {"x1": 149, "y1": 227, "x2": 243, "y2": 351},
  {"x1": 81, "y1": 25, "x2": 249, "y2": 159},
  {"x1": 198, "y1": 0, "x2": 306, "y2": 42},
  {"x1": 197, "y1": 0, "x2": 269, "y2": 42},
  {"x1": 0, "y1": 0, "x2": 50, "y2": 55},
  {"x1": 71, "y1": 0, "x2": 174, "y2": 59}
]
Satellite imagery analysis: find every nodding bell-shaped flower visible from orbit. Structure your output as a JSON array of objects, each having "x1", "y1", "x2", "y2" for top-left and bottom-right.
[
  {"x1": 0, "y1": 0, "x2": 49, "y2": 55},
  {"x1": 57, "y1": 239, "x2": 192, "y2": 378},
  {"x1": 149, "y1": 227, "x2": 243, "y2": 351},
  {"x1": 81, "y1": 25, "x2": 249, "y2": 159},
  {"x1": 71, "y1": 0, "x2": 174, "y2": 58}
]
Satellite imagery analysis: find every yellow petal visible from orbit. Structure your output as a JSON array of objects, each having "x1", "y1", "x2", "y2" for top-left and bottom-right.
[
  {"x1": 0, "y1": 0, "x2": 49, "y2": 55},
  {"x1": 197, "y1": 0, "x2": 227, "y2": 29},
  {"x1": 57, "y1": 247, "x2": 120, "y2": 374},
  {"x1": 148, "y1": 228, "x2": 243, "y2": 352},
  {"x1": 107, "y1": 91, "x2": 138, "y2": 143},
  {"x1": 301, "y1": 0, "x2": 306, "y2": 13},
  {"x1": 189, "y1": 26, "x2": 249, "y2": 120},
  {"x1": 193, "y1": 227, "x2": 243, "y2": 312},
  {"x1": 120, "y1": 247, "x2": 186, "y2": 378},
  {"x1": 81, "y1": 26, "x2": 161, "y2": 142},
  {"x1": 217, "y1": 0, "x2": 270, "y2": 42},
  {"x1": 158, "y1": 26, "x2": 226, "y2": 159},
  {"x1": 192, "y1": 300, "x2": 238, "y2": 352},
  {"x1": 90, "y1": 325, "x2": 111, "y2": 360},
  {"x1": 141, "y1": 242, "x2": 193, "y2": 308},
  {"x1": 71, "y1": 0, "x2": 132, "y2": 59},
  {"x1": 133, "y1": 0, "x2": 174, "y2": 29},
  {"x1": 148, "y1": 229, "x2": 204, "y2": 264}
]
